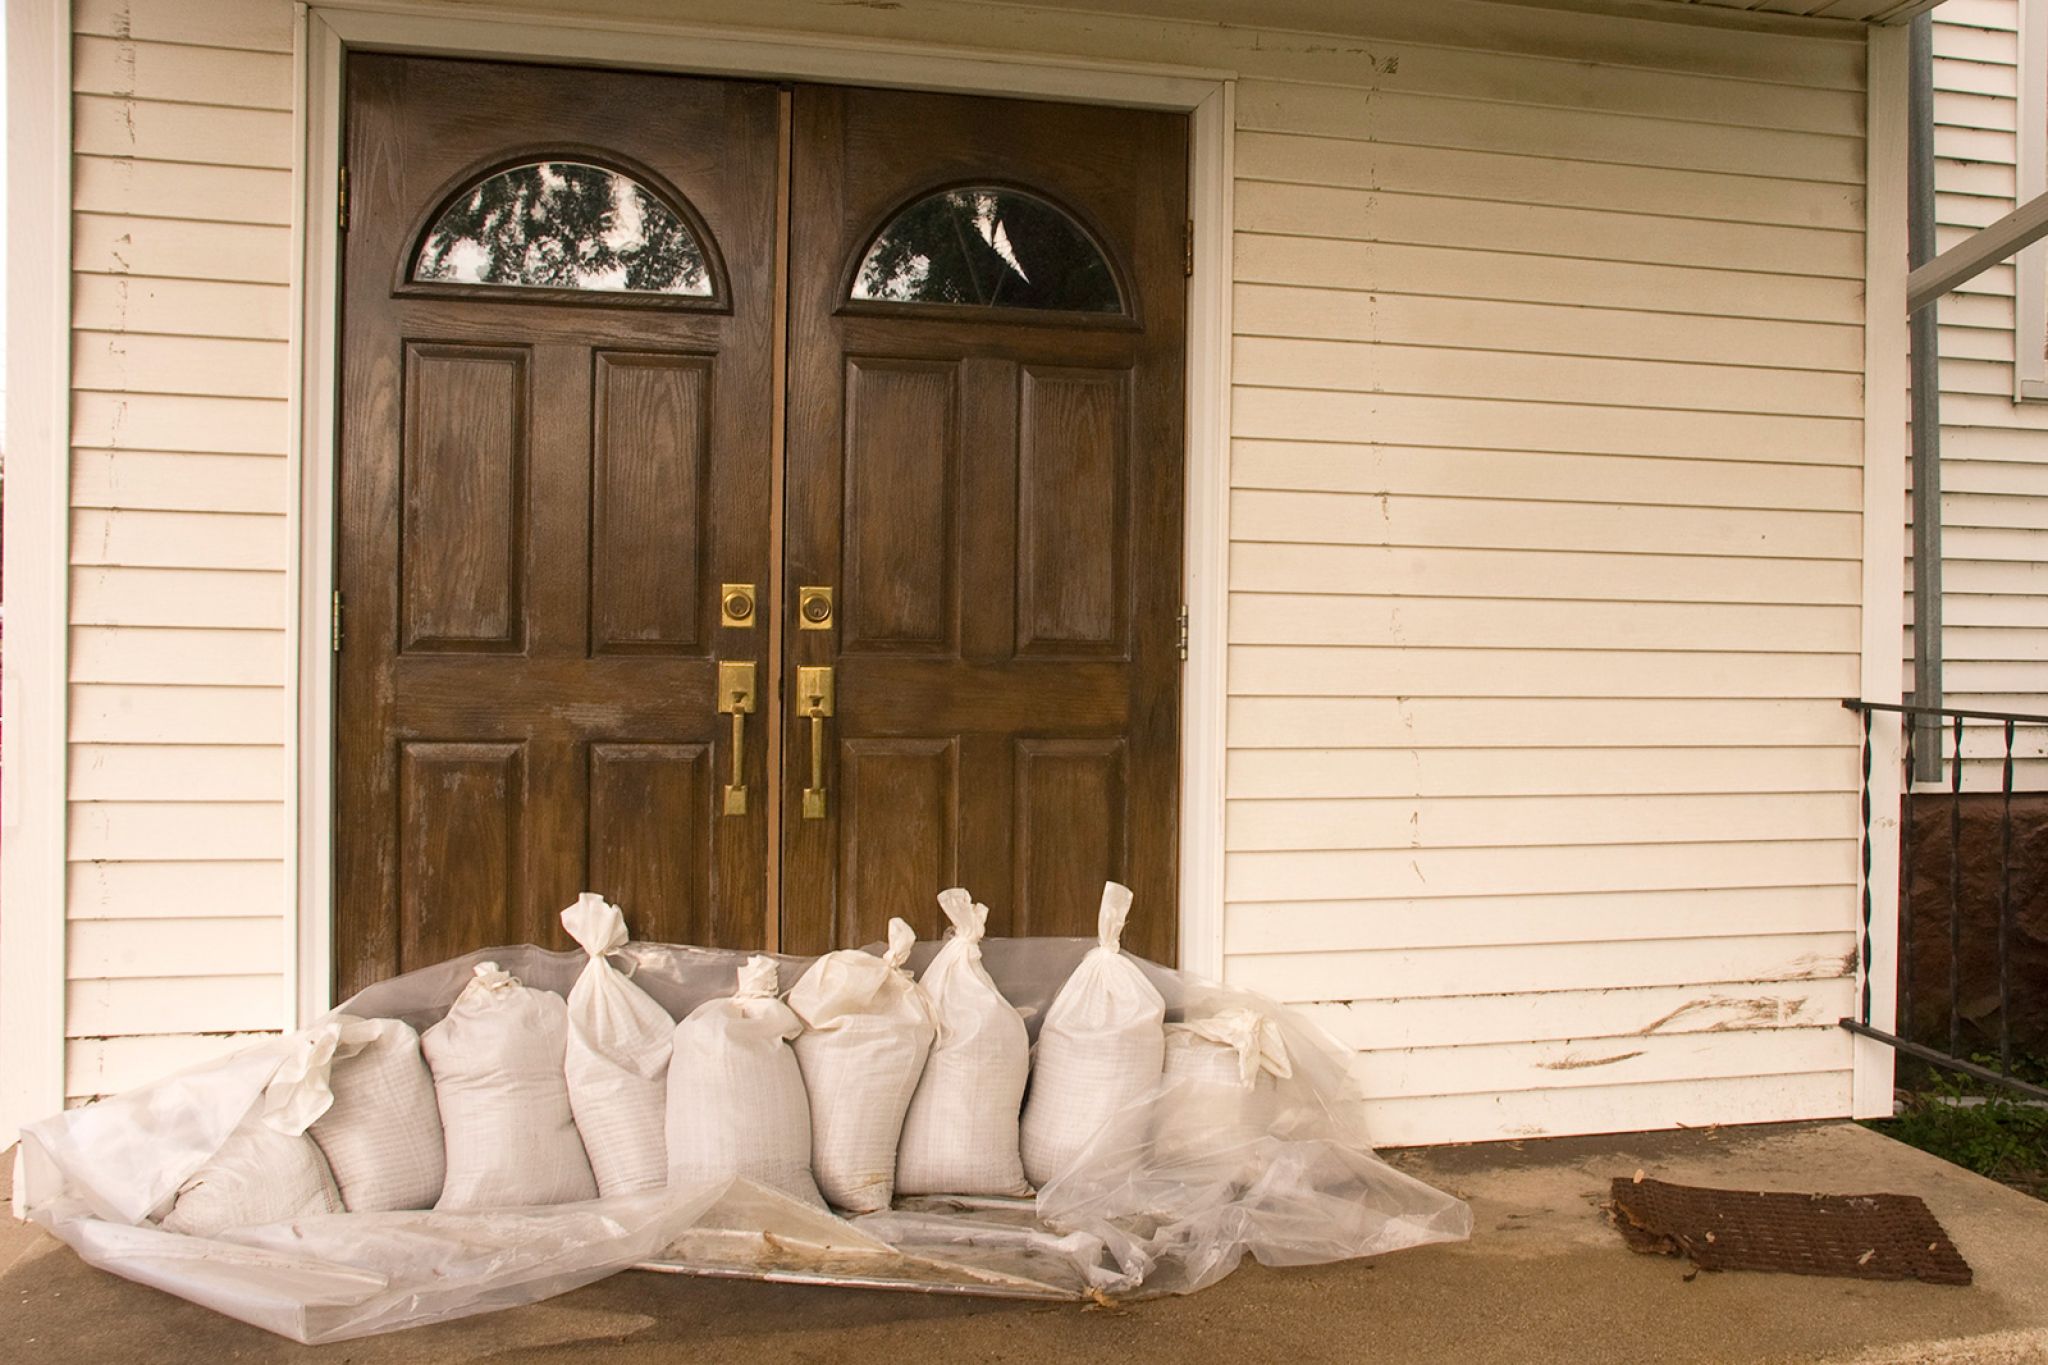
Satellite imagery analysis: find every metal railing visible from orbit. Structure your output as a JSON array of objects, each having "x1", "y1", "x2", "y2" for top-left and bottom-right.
[{"x1": 1841, "y1": 698, "x2": 2048, "y2": 1102}]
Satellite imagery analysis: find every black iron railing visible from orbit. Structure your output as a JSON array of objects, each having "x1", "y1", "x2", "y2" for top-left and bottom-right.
[{"x1": 1841, "y1": 698, "x2": 2048, "y2": 1102}]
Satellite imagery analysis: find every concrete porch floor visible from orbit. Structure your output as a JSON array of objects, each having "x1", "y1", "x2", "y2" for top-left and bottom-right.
[{"x1": 5, "y1": 1121, "x2": 2047, "y2": 1363}]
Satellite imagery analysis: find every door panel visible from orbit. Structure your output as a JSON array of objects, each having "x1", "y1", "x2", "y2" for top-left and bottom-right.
[
  {"x1": 589, "y1": 353, "x2": 713, "y2": 654},
  {"x1": 782, "y1": 87, "x2": 1187, "y2": 958},
  {"x1": 336, "y1": 56, "x2": 780, "y2": 997}
]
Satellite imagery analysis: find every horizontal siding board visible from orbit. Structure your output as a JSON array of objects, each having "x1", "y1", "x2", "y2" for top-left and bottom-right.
[
  {"x1": 73, "y1": 155, "x2": 292, "y2": 225},
  {"x1": 1235, "y1": 233, "x2": 1864, "y2": 325},
  {"x1": 72, "y1": 34, "x2": 293, "y2": 108},
  {"x1": 1361, "y1": 1071, "x2": 1850, "y2": 1145},
  {"x1": 72, "y1": 449, "x2": 286, "y2": 513},
  {"x1": 1225, "y1": 745, "x2": 1860, "y2": 800},
  {"x1": 66, "y1": 975, "x2": 282, "y2": 1037},
  {"x1": 68, "y1": 683, "x2": 285, "y2": 744},
  {"x1": 1225, "y1": 697, "x2": 1858, "y2": 750},
  {"x1": 68, "y1": 916, "x2": 283, "y2": 978},
  {"x1": 1235, "y1": 181, "x2": 1862, "y2": 278},
  {"x1": 1228, "y1": 593, "x2": 1858, "y2": 653},
  {"x1": 1226, "y1": 841, "x2": 1856, "y2": 903},
  {"x1": 71, "y1": 566, "x2": 285, "y2": 627},
  {"x1": 68, "y1": 858, "x2": 284, "y2": 918},
  {"x1": 73, "y1": 275, "x2": 290, "y2": 340},
  {"x1": 1223, "y1": 48, "x2": 1862, "y2": 131},
  {"x1": 1230, "y1": 490, "x2": 1862, "y2": 559},
  {"x1": 1231, "y1": 388, "x2": 1862, "y2": 464},
  {"x1": 1233, "y1": 82, "x2": 1864, "y2": 183},
  {"x1": 71, "y1": 508, "x2": 286, "y2": 569},
  {"x1": 1354, "y1": 1025, "x2": 1849, "y2": 1101},
  {"x1": 1229, "y1": 543, "x2": 1860, "y2": 605},
  {"x1": 1225, "y1": 793, "x2": 1859, "y2": 852},
  {"x1": 1233, "y1": 336, "x2": 1864, "y2": 418},
  {"x1": 1227, "y1": 931, "x2": 1855, "y2": 1002},
  {"x1": 1232, "y1": 284, "x2": 1864, "y2": 371},
  {"x1": 70, "y1": 626, "x2": 288, "y2": 686},
  {"x1": 69, "y1": 801, "x2": 282, "y2": 860},
  {"x1": 1227, "y1": 646, "x2": 1857, "y2": 700},
  {"x1": 1228, "y1": 886, "x2": 1851, "y2": 954},
  {"x1": 66, "y1": 1032, "x2": 278, "y2": 1102},
  {"x1": 1228, "y1": 129, "x2": 1875, "y2": 231},
  {"x1": 1233, "y1": 130, "x2": 1864, "y2": 230},
  {"x1": 72, "y1": 92, "x2": 291, "y2": 168},
  {"x1": 72, "y1": 392, "x2": 287, "y2": 453},
  {"x1": 73, "y1": 211, "x2": 290, "y2": 284},
  {"x1": 74, "y1": 0, "x2": 293, "y2": 52},
  {"x1": 1304, "y1": 979, "x2": 1855, "y2": 1052},
  {"x1": 1231, "y1": 442, "x2": 1861, "y2": 513},
  {"x1": 73, "y1": 331, "x2": 288, "y2": 399}
]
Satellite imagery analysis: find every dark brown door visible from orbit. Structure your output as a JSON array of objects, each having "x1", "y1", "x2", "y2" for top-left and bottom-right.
[
  {"x1": 780, "y1": 87, "x2": 1187, "y2": 960},
  {"x1": 335, "y1": 57, "x2": 781, "y2": 996}
]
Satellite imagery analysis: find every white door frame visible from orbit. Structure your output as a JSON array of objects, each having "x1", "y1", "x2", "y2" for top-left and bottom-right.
[{"x1": 292, "y1": 4, "x2": 1235, "y2": 1020}]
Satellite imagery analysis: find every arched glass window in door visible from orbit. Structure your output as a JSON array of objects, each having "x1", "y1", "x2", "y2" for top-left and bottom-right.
[
  {"x1": 851, "y1": 186, "x2": 1122, "y2": 313},
  {"x1": 412, "y1": 160, "x2": 714, "y2": 297}
]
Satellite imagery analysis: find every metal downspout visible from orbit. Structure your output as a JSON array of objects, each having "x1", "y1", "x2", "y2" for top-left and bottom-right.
[{"x1": 1909, "y1": 11, "x2": 1944, "y2": 782}]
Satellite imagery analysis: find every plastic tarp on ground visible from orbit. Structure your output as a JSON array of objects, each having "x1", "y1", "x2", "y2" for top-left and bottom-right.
[{"x1": 14, "y1": 937, "x2": 1473, "y2": 1343}]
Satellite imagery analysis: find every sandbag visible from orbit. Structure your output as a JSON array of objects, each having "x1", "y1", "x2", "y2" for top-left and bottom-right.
[
  {"x1": 895, "y1": 889, "x2": 1031, "y2": 1197},
  {"x1": 1018, "y1": 882, "x2": 1164, "y2": 1187},
  {"x1": 561, "y1": 894, "x2": 673, "y2": 1195},
  {"x1": 1157, "y1": 1008, "x2": 1294, "y2": 1173},
  {"x1": 666, "y1": 955, "x2": 823, "y2": 1208},
  {"x1": 789, "y1": 919, "x2": 936, "y2": 1213},
  {"x1": 160, "y1": 1118, "x2": 342, "y2": 1237},
  {"x1": 305, "y1": 1016, "x2": 445, "y2": 1212},
  {"x1": 422, "y1": 962, "x2": 596, "y2": 1210}
]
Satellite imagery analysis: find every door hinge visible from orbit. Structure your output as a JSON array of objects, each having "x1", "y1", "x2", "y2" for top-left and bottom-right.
[
  {"x1": 1177, "y1": 604, "x2": 1189, "y2": 661},
  {"x1": 331, "y1": 590, "x2": 344, "y2": 653},
  {"x1": 1183, "y1": 219, "x2": 1194, "y2": 277},
  {"x1": 337, "y1": 164, "x2": 349, "y2": 232}
]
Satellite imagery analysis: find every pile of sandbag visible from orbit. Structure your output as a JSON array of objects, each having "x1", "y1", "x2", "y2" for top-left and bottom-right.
[{"x1": 16, "y1": 885, "x2": 1473, "y2": 1344}]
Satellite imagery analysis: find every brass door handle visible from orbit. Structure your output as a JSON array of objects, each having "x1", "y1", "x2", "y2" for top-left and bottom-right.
[
  {"x1": 797, "y1": 665, "x2": 835, "y2": 819},
  {"x1": 717, "y1": 661, "x2": 757, "y2": 816}
]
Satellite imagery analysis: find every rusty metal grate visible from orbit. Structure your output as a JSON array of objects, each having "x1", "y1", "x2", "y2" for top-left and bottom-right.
[{"x1": 1609, "y1": 1177, "x2": 1972, "y2": 1286}]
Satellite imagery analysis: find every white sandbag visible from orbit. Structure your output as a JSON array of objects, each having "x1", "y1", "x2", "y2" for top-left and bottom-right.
[
  {"x1": 422, "y1": 962, "x2": 596, "y2": 1210},
  {"x1": 1157, "y1": 1008, "x2": 1294, "y2": 1173},
  {"x1": 306, "y1": 1017, "x2": 445, "y2": 1212},
  {"x1": 895, "y1": 890, "x2": 1031, "y2": 1197},
  {"x1": 561, "y1": 893, "x2": 673, "y2": 1195},
  {"x1": 160, "y1": 1118, "x2": 342, "y2": 1237},
  {"x1": 1163, "y1": 1007, "x2": 1293, "y2": 1091},
  {"x1": 1018, "y1": 882, "x2": 1164, "y2": 1187},
  {"x1": 790, "y1": 919, "x2": 936, "y2": 1213},
  {"x1": 667, "y1": 955, "x2": 824, "y2": 1208}
]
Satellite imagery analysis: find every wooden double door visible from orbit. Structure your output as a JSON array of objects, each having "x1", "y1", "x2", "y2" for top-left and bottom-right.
[{"x1": 335, "y1": 57, "x2": 1186, "y2": 997}]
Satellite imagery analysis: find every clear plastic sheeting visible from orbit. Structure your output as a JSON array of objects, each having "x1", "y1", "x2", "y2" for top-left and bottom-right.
[{"x1": 16, "y1": 936, "x2": 1472, "y2": 1341}]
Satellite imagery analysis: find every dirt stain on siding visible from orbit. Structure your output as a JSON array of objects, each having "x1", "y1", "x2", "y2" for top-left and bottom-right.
[{"x1": 1538, "y1": 1049, "x2": 1644, "y2": 1071}]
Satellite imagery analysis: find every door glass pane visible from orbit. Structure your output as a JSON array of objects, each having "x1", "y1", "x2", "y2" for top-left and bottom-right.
[
  {"x1": 413, "y1": 161, "x2": 713, "y2": 296},
  {"x1": 852, "y1": 187, "x2": 1121, "y2": 313}
]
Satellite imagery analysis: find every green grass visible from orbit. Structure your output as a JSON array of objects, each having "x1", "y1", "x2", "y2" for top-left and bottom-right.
[{"x1": 1865, "y1": 1058, "x2": 2048, "y2": 1201}]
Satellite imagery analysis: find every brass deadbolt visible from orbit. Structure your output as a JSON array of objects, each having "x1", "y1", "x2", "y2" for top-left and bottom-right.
[
  {"x1": 720, "y1": 583, "x2": 757, "y2": 628},
  {"x1": 798, "y1": 586, "x2": 835, "y2": 629}
]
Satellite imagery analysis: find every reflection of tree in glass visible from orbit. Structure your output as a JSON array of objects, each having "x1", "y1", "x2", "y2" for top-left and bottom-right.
[
  {"x1": 855, "y1": 188, "x2": 1119, "y2": 312},
  {"x1": 414, "y1": 162, "x2": 710, "y2": 296}
]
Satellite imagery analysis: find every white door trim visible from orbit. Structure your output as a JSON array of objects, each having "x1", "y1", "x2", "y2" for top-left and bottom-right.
[
  {"x1": 1854, "y1": 23, "x2": 1908, "y2": 1119},
  {"x1": 0, "y1": 0, "x2": 75, "y2": 1138},
  {"x1": 293, "y1": 4, "x2": 1235, "y2": 1018}
]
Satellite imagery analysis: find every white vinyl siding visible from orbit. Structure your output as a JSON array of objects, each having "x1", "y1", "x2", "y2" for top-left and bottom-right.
[
  {"x1": 56, "y1": 0, "x2": 1876, "y2": 1143},
  {"x1": 1917, "y1": 0, "x2": 2048, "y2": 784},
  {"x1": 1222, "y1": 44, "x2": 1865, "y2": 1141},
  {"x1": 64, "y1": 0, "x2": 295, "y2": 1102}
]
